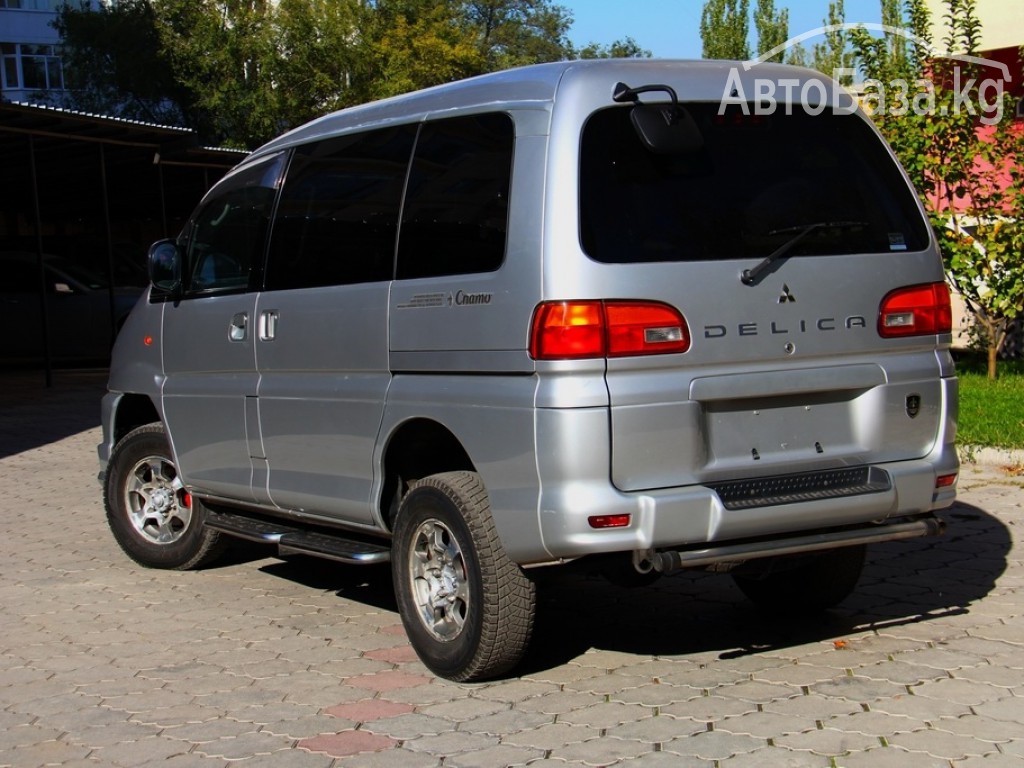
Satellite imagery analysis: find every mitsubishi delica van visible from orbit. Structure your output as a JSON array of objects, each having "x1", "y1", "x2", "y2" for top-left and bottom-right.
[{"x1": 98, "y1": 59, "x2": 958, "y2": 682}]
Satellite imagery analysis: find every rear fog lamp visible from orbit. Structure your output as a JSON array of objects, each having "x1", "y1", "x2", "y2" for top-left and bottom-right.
[
  {"x1": 936, "y1": 473, "x2": 957, "y2": 488},
  {"x1": 588, "y1": 514, "x2": 631, "y2": 529}
]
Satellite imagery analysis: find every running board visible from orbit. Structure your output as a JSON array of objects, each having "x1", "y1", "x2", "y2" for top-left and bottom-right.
[
  {"x1": 205, "y1": 510, "x2": 391, "y2": 565},
  {"x1": 651, "y1": 515, "x2": 944, "y2": 574}
]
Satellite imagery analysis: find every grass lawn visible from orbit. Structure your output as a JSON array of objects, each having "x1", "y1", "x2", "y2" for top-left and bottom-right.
[{"x1": 954, "y1": 353, "x2": 1024, "y2": 451}]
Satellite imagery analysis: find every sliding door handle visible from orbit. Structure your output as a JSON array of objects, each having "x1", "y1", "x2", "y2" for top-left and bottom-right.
[{"x1": 259, "y1": 310, "x2": 279, "y2": 341}]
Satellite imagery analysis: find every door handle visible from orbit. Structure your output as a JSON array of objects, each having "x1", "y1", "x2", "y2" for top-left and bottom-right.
[
  {"x1": 229, "y1": 312, "x2": 248, "y2": 341},
  {"x1": 259, "y1": 310, "x2": 279, "y2": 341}
]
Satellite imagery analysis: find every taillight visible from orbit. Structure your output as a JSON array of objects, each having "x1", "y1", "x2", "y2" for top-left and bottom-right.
[
  {"x1": 878, "y1": 283, "x2": 952, "y2": 338},
  {"x1": 530, "y1": 300, "x2": 690, "y2": 360},
  {"x1": 529, "y1": 301, "x2": 606, "y2": 359}
]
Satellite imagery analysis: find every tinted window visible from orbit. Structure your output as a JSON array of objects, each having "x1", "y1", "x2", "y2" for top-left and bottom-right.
[
  {"x1": 265, "y1": 126, "x2": 417, "y2": 291},
  {"x1": 396, "y1": 113, "x2": 514, "y2": 280},
  {"x1": 184, "y1": 153, "x2": 285, "y2": 295},
  {"x1": 6, "y1": 260, "x2": 39, "y2": 293},
  {"x1": 580, "y1": 104, "x2": 929, "y2": 264}
]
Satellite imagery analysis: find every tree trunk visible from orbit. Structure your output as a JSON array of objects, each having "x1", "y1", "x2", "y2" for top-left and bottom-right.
[{"x1": 987, "y1": 343, "x2": 998, "y2": 380}]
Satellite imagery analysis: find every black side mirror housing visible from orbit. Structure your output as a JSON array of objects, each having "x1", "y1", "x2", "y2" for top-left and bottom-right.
[{"x1": 148, "y1": 239, "x2": 182, "y2": 295}]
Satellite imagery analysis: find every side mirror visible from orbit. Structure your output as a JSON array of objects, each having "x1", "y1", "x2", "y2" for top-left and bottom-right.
[{"x1": 148, "y1": 239, "x2": 182, "y2": 294}]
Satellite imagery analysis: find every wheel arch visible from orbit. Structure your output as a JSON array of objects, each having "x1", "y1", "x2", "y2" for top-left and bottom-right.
[
  {"x1": 111, "y1": 393, "x2": 161, "y2": 445},
  {"x1": 380, "y1": 418, "x2": 475, "y2": 531}
]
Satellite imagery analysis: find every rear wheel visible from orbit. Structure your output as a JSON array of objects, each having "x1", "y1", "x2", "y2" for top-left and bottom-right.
[
  {"x1": 104, "y1": 423, "x2": 224, "y2": 570},
  {"x1": 731, "y1": 544, "x2": 866, "y2": 613},
  {"x1": 392, "y1": 471, "x2": 535, "y2": 681}
]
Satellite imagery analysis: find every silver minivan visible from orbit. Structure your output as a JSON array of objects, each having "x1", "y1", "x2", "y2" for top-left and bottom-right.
[{"x1": 98, "y1": 59, "x2": 958, "y2": 681}]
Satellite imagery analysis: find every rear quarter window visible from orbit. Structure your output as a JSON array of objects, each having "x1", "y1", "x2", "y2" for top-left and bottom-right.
[{"x1": 396, "y1": 112, "x2": 514, "y2": 280}]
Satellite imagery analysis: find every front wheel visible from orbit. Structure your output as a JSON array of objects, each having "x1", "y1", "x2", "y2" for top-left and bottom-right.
[
  {"x1": 392, "y1": 472, "x2": 535, "y2": 681},
  {"x1": 731, "y1": 544, "x2": 866, "y2": 613},
  {"x1": 104, "y1": 423, "x2": 224, "y2": 570}
]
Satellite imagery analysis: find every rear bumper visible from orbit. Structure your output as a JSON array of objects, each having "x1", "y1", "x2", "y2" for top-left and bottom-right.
[{"x1": 533, "y1": 404, "x2": 958, "y2": 565}]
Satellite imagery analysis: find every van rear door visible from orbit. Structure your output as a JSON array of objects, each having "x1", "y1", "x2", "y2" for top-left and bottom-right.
[{"x1": 578, "y1": 102, "x2": 953, "y2": 493}]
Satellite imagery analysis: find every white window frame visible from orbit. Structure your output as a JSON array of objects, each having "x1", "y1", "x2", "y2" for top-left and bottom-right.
[{"x1": 0, "y1": 42, "x2": 65, "y2": 92}]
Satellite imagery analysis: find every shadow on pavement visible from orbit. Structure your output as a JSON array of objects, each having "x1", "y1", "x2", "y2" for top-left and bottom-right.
[
  {"x1": 0, "y1": 368, "x2": 107, "y2": 459},
  {"x1": 260, "y1": 557, "x2": 399, "y2": 613},
  {"x1": 519, "y1": 500, "x2": 1008, "y2": 674},
  {"x1": 238, "y1": 498, "x2": 1009, "y2": 679}
]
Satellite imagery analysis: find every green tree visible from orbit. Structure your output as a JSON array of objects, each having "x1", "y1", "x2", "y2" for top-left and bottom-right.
[
  {"x1": 812, "y1": 0, "x2": 855, "y2": 84},
  {"x1": 574, "y1": 36, "x2": 650, "y2": 60},
  {"x1": 754, "y1": 0, "x2": 788, "y2": 62},
  {"x1": 272, "y1": 0, "x2": 367, "y2": 122},
  {"x1": 50, "y1": 0, "x2": 188, "y2": 124},
  {"x1": 359, "y1": 0, "x2": 484, "y2": 101},
  {"x1": 852, "y1": 0, "x2": 1024, "y2": 378},
  {"x1": 154, "y1": 0, "x2": 281, "y2": 147},
  {"x1": 464, "y1": 0, "x2": 574, "y2": 69},
  {"x1": 700, "y1": 0, "x2": 751, "y2": 60},
  {"x1": 53, "y1": 0, "x2": 631, "y2": 149}
]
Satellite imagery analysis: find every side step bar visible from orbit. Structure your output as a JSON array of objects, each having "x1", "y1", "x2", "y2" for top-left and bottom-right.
[
  {"x1": 651, "y1": 514, "x2": 945, "y2": 574},
  {"x1": 205, "y1": 510, "x2": 391, "y2": 565}
]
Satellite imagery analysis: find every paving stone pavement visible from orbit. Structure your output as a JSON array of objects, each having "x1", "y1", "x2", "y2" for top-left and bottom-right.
[{"x1": 1, "y1": 368, "x2": 1022, "y2": 768}]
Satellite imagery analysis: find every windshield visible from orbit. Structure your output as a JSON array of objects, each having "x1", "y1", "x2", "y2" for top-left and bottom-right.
[{"x1": 579, "y1": 103, "x2": 929, "y2": 264}]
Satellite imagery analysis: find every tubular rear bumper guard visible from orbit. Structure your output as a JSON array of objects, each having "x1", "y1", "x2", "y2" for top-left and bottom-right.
[{"x1": 642, "y1": 513, "x2": 945, "y2": 575}]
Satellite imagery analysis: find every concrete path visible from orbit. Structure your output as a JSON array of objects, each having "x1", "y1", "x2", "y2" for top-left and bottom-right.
[{"x1": 1, "y1": 369, "x2": 1022, "y2": 767}]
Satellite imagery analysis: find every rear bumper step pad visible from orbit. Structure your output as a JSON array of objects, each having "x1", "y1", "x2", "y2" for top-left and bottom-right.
[{"x1": 708, "y1": 466, "x2": 891, "y2": 510}]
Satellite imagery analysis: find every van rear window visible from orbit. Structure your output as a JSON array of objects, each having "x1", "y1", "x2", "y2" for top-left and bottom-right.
[{"x1": 579, "y1": 104, "x2": 929, "y2": 264}]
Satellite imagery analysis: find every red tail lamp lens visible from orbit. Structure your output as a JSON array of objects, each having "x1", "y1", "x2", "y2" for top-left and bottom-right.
[
  {"x1": 605, "y1": 302, "x2": 690, "y2": 357},
  {"x1": 530, "y1": 301, "x2": 689, "y2": 360},
  {"x1": 530, "y1": 301, "x2": 605, "y2": 359},
  {"x1": 879, "y1": 283, "x2": 953, "y2": 337}
]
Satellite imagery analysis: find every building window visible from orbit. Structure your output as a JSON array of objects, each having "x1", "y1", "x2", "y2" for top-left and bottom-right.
[
  {"x1": 0, "y1": 42, "x2": 64, "y2": 91},
  {"x1": 1016, "y1": 96, "x2": 1024, "y2": 119},
  {"x1": 1, "y1": 2, "x2": 69, "y2": 10}
]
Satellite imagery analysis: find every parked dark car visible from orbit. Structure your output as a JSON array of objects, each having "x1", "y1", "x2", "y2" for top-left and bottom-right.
[{"x1": 0, "y1": 252, "x2": 143, "y2": 363}]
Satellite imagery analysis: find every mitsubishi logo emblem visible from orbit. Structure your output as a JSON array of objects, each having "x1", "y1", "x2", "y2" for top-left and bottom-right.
[{"x1": 778, "y1": 284, "x2": 796, "y2": 304}]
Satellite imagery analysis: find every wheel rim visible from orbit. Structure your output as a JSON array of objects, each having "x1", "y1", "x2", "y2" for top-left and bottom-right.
[
  {"x1": 408, "y1": 518, "x2": 470, "y2": 642},
  {"x1": 123, "y1": 454, "x2": 192, "y2": 545}
]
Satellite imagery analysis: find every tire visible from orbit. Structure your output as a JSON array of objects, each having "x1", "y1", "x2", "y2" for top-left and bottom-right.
[
  {"x1": 104, "y1": 423, "x2": 225, "y2": 570},
  {"x1": 731, "y1": 544, "x2": 866, "y2": 613},
  {"x1": 392, "y1": 471, "x2": 536, "y2": 682}
]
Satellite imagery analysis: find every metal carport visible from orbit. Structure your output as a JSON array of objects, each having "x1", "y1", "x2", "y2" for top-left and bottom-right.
[{"x1": 0, "y1": 102, "x2": 243, "y2": 382}]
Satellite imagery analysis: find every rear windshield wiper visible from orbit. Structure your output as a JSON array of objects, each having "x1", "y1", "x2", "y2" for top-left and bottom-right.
[{"x1": 741, "y1": 220, "x2": 868, "y2": 285}]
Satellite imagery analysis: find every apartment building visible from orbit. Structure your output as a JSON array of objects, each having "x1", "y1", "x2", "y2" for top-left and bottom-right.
[{"x1": 1, "y1": 0, "x2": 100, "y2": 105}]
